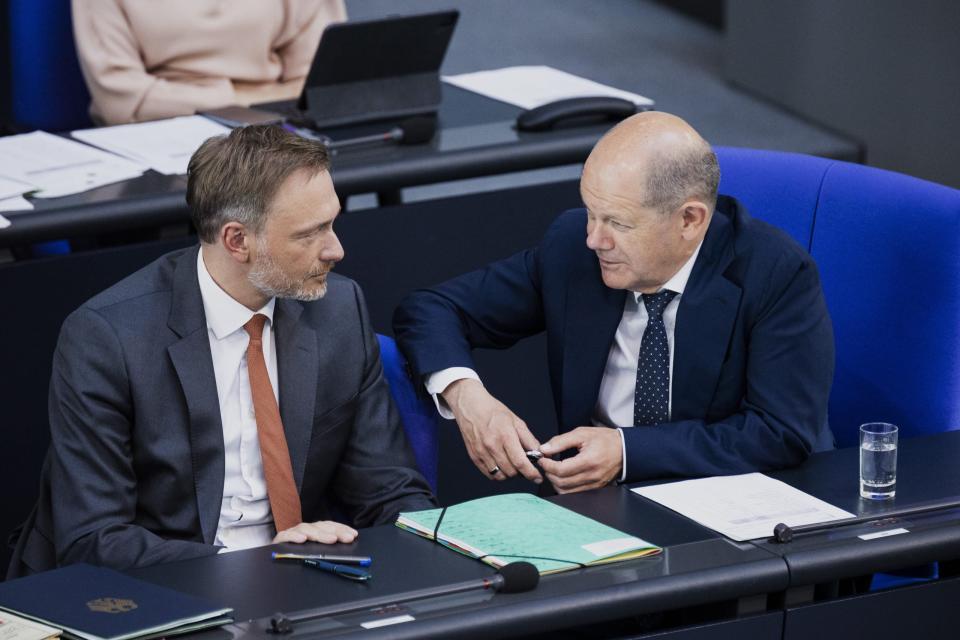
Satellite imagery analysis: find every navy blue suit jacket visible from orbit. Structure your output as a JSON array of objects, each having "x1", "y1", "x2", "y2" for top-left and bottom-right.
[{"x1": 394, "y1": 196, "x2": 835, "y2": 481}]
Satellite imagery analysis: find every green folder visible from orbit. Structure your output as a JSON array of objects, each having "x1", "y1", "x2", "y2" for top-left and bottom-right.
[{"x1": 396, "y1": 493, "x2": 661, "y2": 574}]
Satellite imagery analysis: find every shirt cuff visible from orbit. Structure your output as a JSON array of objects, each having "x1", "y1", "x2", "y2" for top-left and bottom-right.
[
  {"x1": 618, "y1": 428, "x2": 628, "y2": 483},
  {"x1": 425, "y1": 367, "x2": 482, "y2": 420}
]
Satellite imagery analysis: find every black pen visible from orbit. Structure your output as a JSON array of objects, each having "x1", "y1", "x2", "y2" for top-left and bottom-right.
[
  {"x1": 303, "y1": 558, "x2": 372, "y2": 581},
  {"x1": 272, "y1": 552, "x2": 372, "y2": 566}
]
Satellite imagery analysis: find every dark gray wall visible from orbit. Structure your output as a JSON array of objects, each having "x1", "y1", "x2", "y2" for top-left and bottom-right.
[{"x1": 725, "y1": 0, "x2": 960, "y2": 187}]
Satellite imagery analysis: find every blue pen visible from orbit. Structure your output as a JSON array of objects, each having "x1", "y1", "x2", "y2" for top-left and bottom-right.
[
  {"x1": 303, "y1": 558, "x2": 372, "y2": 581},
  {"x1": 272, "y1": 551, "x2": 372, "y2": 567}
]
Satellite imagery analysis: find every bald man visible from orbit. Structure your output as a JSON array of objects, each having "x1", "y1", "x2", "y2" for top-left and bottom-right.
[{"x1": 394, "y1": 112, "x2": 835, "y2": 493}]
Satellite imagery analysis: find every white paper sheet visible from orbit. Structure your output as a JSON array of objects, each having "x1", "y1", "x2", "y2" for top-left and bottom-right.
[
  {"x1": 632, "y1": 473, "x2": 855, "y2": 541},
  {"x1": 444, "y1": 65, "x2": 655, "y2": 110},
  {"x1": 0, "y1": 131, "x2": 144, "y2": 198},
  {"x1": 0, "y1": 175, "x2": 33, "y2": 201},
  {"x1": 72, "y1": 116, "x2": 231, "y2": 175},
  {"x1": 0, "y1": 214, "x2": 11, "y2": 229},
  {"x1": 0, "y1": 195, "x2": 32, "y2": 212}
]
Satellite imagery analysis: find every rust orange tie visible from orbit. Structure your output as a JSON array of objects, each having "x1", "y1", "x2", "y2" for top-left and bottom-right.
[{"x1": 244, "y1": 313, "x2": 302, "y2": 533}]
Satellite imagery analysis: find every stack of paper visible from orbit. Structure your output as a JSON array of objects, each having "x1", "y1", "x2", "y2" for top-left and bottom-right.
[
  {"x1": 0, "y1": 176, "x2": 34, "y2": 227},
  {"x1": 444, "y1": 65, "x2": 655, "y2": 110},
  {"x1": 0, "y1": 132, "x2": 144, "y2": 208},
  {"x1": 0, "y1": 564, "x2": 232, "y2": 640},
  {"x1": 73, "y1": 116, "x2": 231, "y2": 176},
  {"x1": 397, "y1": 492, "x2": 661, "y2": 574},
  {"x1": 0, "y1": 611, "x2": 61, "y2": 640},
  {"x1": 632, "y1": 473, "x2": 855, "y2": 541}
]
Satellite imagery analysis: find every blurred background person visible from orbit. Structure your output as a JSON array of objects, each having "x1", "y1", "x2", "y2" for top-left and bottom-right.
[{"x1": 71, "y1": 0, "x2": 346, "y2": 125}]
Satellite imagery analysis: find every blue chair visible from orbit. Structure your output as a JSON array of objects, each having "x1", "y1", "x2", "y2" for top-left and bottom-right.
[
  {"x1": 715, "y1": 147, "x2": 960, "y2": 448},
  {"x1": 6, "y1": 0, "x2": 92, "y2": 132},
  {"x1": 377, "y1": 334, "x2": 439, "y2": 492},
  {"x1": 715, "y1": 147, "x2": 960, "y2": 592}
]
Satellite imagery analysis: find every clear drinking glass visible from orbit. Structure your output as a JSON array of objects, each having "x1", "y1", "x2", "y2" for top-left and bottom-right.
[{"x1": 859, "y1": 422, "x2": 898, "y2": 499}]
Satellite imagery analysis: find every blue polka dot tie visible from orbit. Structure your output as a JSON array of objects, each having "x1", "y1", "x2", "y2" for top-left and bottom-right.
[{"x1": 634, "y1": 290, "x2": 678, "y2": 426}]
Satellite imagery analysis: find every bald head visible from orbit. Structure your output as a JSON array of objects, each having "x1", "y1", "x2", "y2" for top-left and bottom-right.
[
  {"x1": 581, "y1": 112, "x2": 720, "y2": 293},
  {"x1": 583, "y1": 112, "x2": 719, "y2": 215}
]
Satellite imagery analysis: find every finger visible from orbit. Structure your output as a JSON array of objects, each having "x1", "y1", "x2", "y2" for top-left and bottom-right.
[
  {"x1": 464, "y1": 441, "x2": 499, "y2": 479},
  {"x1": 313, "y1": 520, "x2": 359, "y2": 542},
  {"x1": 538, "y1": 450, "x2": 591, "y2": 478},
  {"x1": 273, "y1": 529, "x2": 308, "y2": 544},
  {"x1": 504, "y1": 433, "x2": 542, "y2": 483},
  {"x1": 489, "y1": 440, "x2": 520, "y2": 480},
  {"x1": 295, "y1": 524, "x2": 340, "y2": 544},
  {"x1": 539, "y1": 430, "x2": 584, "y2": 458},
  {"x1": 544, "y1": 470, "x2": 598, "y2": 494},
  {"x1": 513, "y1": 420, "x2": 542, "y2": 453}
]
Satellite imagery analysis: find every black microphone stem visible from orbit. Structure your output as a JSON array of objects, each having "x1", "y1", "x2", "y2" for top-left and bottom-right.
[{"x1": 268, "y1": 575, "x2": 501, "y2": 633}]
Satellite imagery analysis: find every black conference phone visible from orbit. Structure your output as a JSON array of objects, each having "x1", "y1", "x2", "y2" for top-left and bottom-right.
[{"x1": 515, "y1": 96, "x2": 642, "y2": 132}]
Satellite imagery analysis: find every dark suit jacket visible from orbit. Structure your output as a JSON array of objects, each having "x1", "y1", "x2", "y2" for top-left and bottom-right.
[
  {"x1": 394, "y1": 196, "x2": 835, "y2": 482},
  {"x1": 8, "y1": 246, "x2": 434, "y2": 578}
]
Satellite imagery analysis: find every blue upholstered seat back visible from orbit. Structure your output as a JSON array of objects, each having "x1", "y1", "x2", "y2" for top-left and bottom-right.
[
  {"x1": 716, "y1": 146, "x2": 832, "y2": 251},
  {"x1": 377, "y1": 334, "x2": 439, "y2": 491},
  {"x1": 811, "y1": 162, "x2": 960, "y2": 446},
  {"x1": 7, "y1": 0, "x2": 92, "y2": 131},
  {"x1": 715, "y1": 146, "x2": 960, "y2": 446}
]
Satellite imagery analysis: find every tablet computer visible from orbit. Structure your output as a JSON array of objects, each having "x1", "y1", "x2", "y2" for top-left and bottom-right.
[{"x1": 297, "y1": 10, "x2": 459, "y2": 129}]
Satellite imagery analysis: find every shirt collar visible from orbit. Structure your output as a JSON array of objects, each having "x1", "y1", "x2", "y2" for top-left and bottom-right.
[
  {"x1": 197, "y1": 249, "x2": 275, "y2": 340},
  {"x1": 631, "y1": 239, "x2": 704, "y2": 304}
]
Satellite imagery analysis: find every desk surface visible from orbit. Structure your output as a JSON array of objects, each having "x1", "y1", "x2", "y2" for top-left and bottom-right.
[
  {"x1": 126, "y1": 432, "x2": 960, "y2": 639},
  {"x1": 0, "y1": 87, "x2": 611, "y2": 247},
  {"x1": 0, "y1": 83, "x2": 862, "y2": 249}
]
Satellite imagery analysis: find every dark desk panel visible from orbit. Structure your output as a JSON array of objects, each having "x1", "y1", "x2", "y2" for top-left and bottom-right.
[
  {"x1": 129, "y1": 489, "x2": 786, "y2": 639},
  {"x1": 758, "y1": 431, "x2": 960, "y2": 583},
  {"x1": 784, "y1": 577, "x2": 960, "y2": 640},
  {"x1": 0, "y1": 86, "x2": 607, "y2": 247}
]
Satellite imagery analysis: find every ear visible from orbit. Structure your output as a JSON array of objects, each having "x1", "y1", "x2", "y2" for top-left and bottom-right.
[
  {"x1": 219, "y1": 221, "x2": 253, "y2": 264},
  {"x1": 679, "y1": 200, "x2": 710, "y2": 239}
]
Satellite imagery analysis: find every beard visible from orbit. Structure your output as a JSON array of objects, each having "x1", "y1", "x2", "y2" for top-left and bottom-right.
[{"x1": 247, "y1": 244, "x2": 331, "y2": 302}]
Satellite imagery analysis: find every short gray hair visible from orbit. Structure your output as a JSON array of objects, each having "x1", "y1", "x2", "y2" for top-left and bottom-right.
[{"x1": 643, "y1": 145, "x2": 720, "y2": 214}]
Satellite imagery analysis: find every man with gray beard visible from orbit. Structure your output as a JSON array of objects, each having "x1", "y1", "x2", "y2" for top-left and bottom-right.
[{"x1": 8, "y1": 125, "x2": 435, "y2": 577}]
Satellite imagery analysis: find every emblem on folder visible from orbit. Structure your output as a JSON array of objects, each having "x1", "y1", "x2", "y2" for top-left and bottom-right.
[{"x1": 87, "y1": 598, "x2": 138, "y2": 614}]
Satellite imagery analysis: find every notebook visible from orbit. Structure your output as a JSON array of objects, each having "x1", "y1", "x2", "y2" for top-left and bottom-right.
[
  {"x1": 396, "y1": 493, "x2": 661, "y2": 574},
  {"x1": 0, "y1": 564, "x2": 232, "y2": 640}
]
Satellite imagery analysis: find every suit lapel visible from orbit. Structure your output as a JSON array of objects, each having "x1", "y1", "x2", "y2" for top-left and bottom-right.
[
  {"x1": 672, "y1": 209, "x2": 742, "y2": 421},
  {"x1": 166, "y1": 247, "x2": 224, "y2": 545},
  {"x1": 274, "y1": 299, "x2": 317, "y2": 491},
  {"x1": 561, "y1": 262, "x2": 626, "y2": 428}
]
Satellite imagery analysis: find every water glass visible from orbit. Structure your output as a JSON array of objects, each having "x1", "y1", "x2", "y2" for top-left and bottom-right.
[{"x1": 859, "y1": 422, "x2": 898, "y2": 499}]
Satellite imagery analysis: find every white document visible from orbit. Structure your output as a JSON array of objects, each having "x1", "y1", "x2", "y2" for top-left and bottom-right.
[
  {"x1": 0, "y1": 214, "x2": 11, "y2": 229},
  {"x1": 444, "y1": 65, "x2": 655, "y2": 110},
  {"x1": 0, "y1": 176, "x2": 32, "y2": 201},
  {"x1": 0, "y1": 132, "x2": 144, "y2": 198},
  {"x1": 632, "y1": 473, "x2": 855, "y2": 541},
  {"x1": 0, "y1": 611, "x2": 61, "y2": 640},
  {"x1": 73, "y1": 116, "x2": 231, "y2": 176},
  {"x1": 0, "y1": 196, "x2": 32, "y2": 212}
]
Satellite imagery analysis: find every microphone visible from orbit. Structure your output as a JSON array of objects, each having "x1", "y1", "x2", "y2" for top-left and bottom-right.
[
  {"x1": 324, "y1": 116, "x2": 436, "y2": 152},
  {"x1": 267, "y1": 561, "x2": 539, "y2": 633}
]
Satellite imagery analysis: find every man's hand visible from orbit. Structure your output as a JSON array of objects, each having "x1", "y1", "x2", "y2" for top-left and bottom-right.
[
  {"x1": 273, "y1": 520, "x2": 358, "y2": 545},
  {"x1": 538, "y1": 427, "x2": 622, "y2": 494},
  {"x1": 442, "y1": 379, "x2": 542, "y2": 483}
]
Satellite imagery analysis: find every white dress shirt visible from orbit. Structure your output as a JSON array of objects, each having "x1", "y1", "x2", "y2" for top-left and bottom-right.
[
  {"x1": 197, "y1": 251, "x2": 279, "y2": 551},
  {"x1": 426, "y1": 241, "x2": 703, "y2": 483}
]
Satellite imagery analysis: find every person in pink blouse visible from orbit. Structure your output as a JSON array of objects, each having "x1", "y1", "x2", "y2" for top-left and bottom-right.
[{"x1": 71, "y1": 0, "x2": 346, "y2": 125}]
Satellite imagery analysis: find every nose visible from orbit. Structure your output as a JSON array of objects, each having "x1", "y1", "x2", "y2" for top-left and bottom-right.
[
  {"x1": 323, "y1": 231, "x2": 345, "y2": 263},
  {"x1": 586, "y1": 221, "x2": 611, "y2": 251}
]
